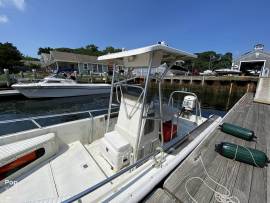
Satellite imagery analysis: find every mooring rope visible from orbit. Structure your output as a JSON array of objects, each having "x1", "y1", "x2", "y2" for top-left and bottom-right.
[
  {"x1": 185, "y1": 145, "x2": 260, "y2": 203},
  {"x1": 185, "y1": 156, "x2": 240, "y2": 203},
  {"x1": 234, "y1": 144, "x2": 259, "y2": 167}
]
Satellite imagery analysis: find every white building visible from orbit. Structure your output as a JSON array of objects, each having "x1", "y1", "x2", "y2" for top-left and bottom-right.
[
  {"x1": 40, "y1": 51, "x2": 109, "y2": 75},
  {"x1": 232, "y1": 44, "x2": 270, "y2": 76}
]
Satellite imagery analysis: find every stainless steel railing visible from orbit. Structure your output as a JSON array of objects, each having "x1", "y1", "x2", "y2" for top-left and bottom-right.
[{"x1": 0, "y1": 106, "x2": 119, "y2": 136}]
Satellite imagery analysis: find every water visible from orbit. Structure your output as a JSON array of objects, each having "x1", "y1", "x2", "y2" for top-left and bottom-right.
[
  {"x1": 0, "y1": 94, "x2": 114, "y2": 135},
  {"x1": 0, "y1": 94, "x2": 111, "y2": 121},
  {"x1": 0, "y1": 85, "x2": 246, "y2": 120},
  {"x1": 0, "y1": 85, "x2": 246, "y2": 135}
]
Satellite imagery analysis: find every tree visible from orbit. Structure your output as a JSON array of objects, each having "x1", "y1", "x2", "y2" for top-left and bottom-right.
[
  {"x1": 38, "y1": 47, "x2": 53, "y2": 55},
  {"x1": 23, "y1": 55, "x2": 39, "y2": 61},
  {"x1": 55, "y1": 47, "x2": 74, "y2": 53},
  {"x1": 0, "y1": 42, "x2": 23, "y2": 72},
  {"x1": 85, "y1": 44, "x2": 99, "y2": 52},
  {"x1": 191, "y1": 51, "x2": 233, "y2": 71},
  {"x1": 38, "y1": 44, "x2": 122, "y2": 57},
  {"x1": 103, "y1": 46, "x2": 122, "y2": 54}
]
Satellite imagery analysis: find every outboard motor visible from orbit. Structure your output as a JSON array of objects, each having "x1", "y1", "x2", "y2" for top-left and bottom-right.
[{"x1": 180, "y1": 95, "x2": 196, "y2": 118}]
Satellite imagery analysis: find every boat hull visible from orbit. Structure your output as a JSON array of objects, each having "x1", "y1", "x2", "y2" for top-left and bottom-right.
[{"x1": 12, "y1": 85, "x2": 111, "y2": 98}]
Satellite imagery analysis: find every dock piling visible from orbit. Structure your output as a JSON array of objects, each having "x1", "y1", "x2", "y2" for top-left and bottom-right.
[{"x1": 4, "y1": 69, "x2": 11, "y2": 87}]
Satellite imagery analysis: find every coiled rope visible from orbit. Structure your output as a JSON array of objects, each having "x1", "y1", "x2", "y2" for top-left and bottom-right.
[
  {"x1": 185, "y1": 145, "x2": 259, "y2": 203},
  {"x1": 185, "y1": 156, "x2": 240, "y2": 203}
]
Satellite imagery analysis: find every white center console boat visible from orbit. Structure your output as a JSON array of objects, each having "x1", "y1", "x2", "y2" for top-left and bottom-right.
[
  {"x1": 12, "y1": 75, "x2": 111, "y2": 98},
  {"x1": 0, "y1": 43, "x2": 222, "y2": 202}
]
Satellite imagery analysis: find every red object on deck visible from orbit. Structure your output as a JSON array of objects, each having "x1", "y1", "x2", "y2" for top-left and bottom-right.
[
  {"x1": 0, "y1": 148, "x2": 45, "y2": 181},
  {"x1": 163, "y1": 121, "x2": 177, "y2": 142}
]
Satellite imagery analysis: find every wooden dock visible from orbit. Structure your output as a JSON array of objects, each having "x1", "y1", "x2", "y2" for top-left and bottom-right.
[
  {"x1": 146, "y1": 93, "x2": 270, "y2": 203},
  {"x1": 0, "y1": 89, "x2": 21, "y2": 97},
  {"x1": 254, "y1": 77, "x2": 270, "y2": 104},
  {"x1": 163, "y1": 75, "x2": 258, "y2": 82},
  {"x1": 160, "y1": 75, "x2": 258, "y2": 85}
]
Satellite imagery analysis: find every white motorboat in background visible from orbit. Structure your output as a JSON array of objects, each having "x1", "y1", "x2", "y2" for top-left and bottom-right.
[
  {"x1": 0, "y1": 43, "x2": 221, "y2": 203},
  {"x1": 199, "y1": 69, "x2": 216, "y2": 76},
  {"x1": 12, "y1": 75, "x2": 111, "y2": 98},
  {"x1": 214, "y1": 68, "x2": 241, "y2": 75},
  {"x1": 169, "y1": 64, "x2": 190, "y2": 76}
]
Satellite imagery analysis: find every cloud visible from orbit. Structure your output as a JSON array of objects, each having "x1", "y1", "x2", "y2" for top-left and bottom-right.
[
  {"x1": 0, "y1": 15, "x2": 8, "y2": 23},
  {"x1": 12, "y1": 0, "x2": 25, "y2": 11},
  {"x1": 0, "y1": 0, "x2": 26, "y2": 11}
]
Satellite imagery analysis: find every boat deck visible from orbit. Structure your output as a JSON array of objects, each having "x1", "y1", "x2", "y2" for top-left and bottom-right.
[
  {"x1": 146, "y1": 93, "x2": 270, "y2": 203},
  {"x1": 0, "y1": 141, "x2": 108, "y2": 202}
]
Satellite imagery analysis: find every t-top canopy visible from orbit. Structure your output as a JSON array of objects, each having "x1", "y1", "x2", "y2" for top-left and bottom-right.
[{"x1": 97, "y1": 43, "x2": 197, "y2": 68}]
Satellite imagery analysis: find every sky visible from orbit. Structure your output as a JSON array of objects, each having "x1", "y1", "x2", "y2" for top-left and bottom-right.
[{"x1": 0, "y1": 0, "x2": 269, "y2": 58}]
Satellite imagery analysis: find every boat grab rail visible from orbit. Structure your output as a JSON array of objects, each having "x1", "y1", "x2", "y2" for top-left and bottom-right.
[
  {"x1": 167, "y1": 91, "x2": 202, "y2": 140},
  {"x1": 168, "y1": 90, "x2": 202, "y2": 118},
  {"x1": 0, "y1": 107, "x2": 119, "y2": 128},
  {"x1": 115, "y1": 83, "x2": 144, "y2": 103},
  {"x1": 115, "y1": 84, "x2": 144, "y2": 119},
  {"x1": 112, "y1": 76, "x2": 138, "y2": 86}
]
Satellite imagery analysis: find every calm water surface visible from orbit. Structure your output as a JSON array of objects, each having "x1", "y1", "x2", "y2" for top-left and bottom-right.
[{"x1": 0, "y1": 85, "x2": 247, "y2": 120}]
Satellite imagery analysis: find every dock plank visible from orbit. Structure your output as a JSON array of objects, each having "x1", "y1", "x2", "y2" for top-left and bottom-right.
[
  {"x1": 194, "y1": 95, "x2": 252, "y2": 203},
  {"x1": 265, "y1": 102, "x2": 270, "y2": 203},
  {"x1": 248, "y1": 103, "x2": 268, "y2": 203},
  {"x1": 145, "y1": 188, "x2": 179, "y2": 203},
  {"x1": 231, "y1": 103, "x2": 258, "y2": 203}
]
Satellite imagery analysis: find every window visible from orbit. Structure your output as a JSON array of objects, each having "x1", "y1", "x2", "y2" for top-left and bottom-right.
[
  {"x1": 87, "y1": 64, "x2": 93, "y2": 72},
  {"x1": 92, "y1": 64, "x2": 98, "y2": 72},
  {"x1": 103, "y1": 65, "x2": 108, "y2": 72},
  {"x1": 98, "y1": 64, "x2": 103, "y2": 73},
  {"x1": 46, "y1": 80, "x2": 61, "y2": 83},
  {"x1": 83, "y1": 63, "x2": 88, "y2": 70}
]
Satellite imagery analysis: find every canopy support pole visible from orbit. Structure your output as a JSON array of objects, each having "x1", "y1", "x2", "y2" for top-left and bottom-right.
[
  {"x1": 159, "y1": 80, "x2": 164, "y2": 147},
  {"x1": 106, "y1": 64, "x2": 116, "y2": 133},
  {"x1": 134, "y1": 52, "x2": 153, "y2": 162}
]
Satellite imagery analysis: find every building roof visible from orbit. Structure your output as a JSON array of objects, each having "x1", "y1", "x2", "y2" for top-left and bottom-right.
[
  {"x1": 234, "y1": 48, "x2": 270, "y2": 62},
  {"x1": 40, "y1": 51, "x2": 103, "y2": 67},
  {"x1": 21, "y1": 60, "x2": 41, "y2": 66},
  {"x1": 50, "y1": 51, "x2": 98, "y2": 63}
]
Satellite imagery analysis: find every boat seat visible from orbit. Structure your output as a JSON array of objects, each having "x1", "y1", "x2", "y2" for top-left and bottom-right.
[
  {"x1": 0, "y1": 133, "x2": 59, "y2": 186},
  {"x1": 100, "y1": 131, "x2": 132, "y2": 171}
]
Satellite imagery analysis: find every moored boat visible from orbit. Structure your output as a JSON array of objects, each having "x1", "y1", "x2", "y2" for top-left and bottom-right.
[{"x1": 11, "y1": 75, "x2": 111, "y2": 98}]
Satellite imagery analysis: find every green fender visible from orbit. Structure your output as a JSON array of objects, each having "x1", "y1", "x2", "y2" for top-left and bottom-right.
[
  {"x1": 215, "y1": 142, "x2": 269, "y2": 167},
  {"x1": 220, "y1": 122, "x2": 256, "y2": 141}
]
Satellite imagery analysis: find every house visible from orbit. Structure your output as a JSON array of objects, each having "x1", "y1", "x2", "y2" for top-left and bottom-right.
[
  {"x1": 232, "y1": 44, "x2": 270, "y2": 76},
  {"x1": 40, "y1": 51, "x2": 110, "y2": 75}
]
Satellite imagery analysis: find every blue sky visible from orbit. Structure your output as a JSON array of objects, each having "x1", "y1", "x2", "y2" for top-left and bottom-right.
[{"x1": 0, "y1": 0, "x2": 269, "y2": 58}]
